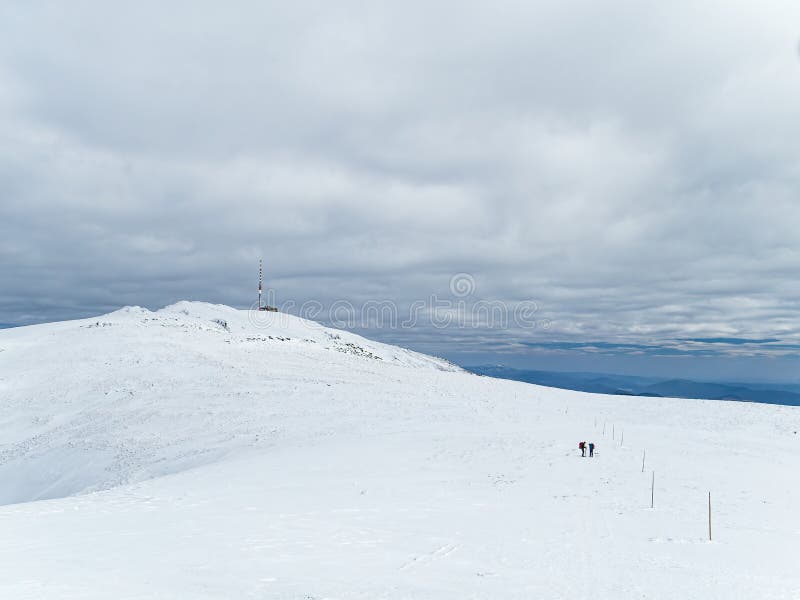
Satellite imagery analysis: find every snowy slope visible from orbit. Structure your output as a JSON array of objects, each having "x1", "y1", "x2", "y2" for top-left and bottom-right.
[
  {"x1": 0, "y1": 301, "x2": 458, "y2": 505},
  {"x1": 0, "y1": 302, "x2": 798, "y2": 599}
]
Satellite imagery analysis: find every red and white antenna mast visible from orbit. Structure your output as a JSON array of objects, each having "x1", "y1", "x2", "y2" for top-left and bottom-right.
[{"x1": 258, "y1": 258, "x2": 264, "y2": 310}]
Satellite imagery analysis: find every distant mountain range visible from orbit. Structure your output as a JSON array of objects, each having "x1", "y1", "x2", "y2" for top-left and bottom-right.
[{"x1": 465, "y1": 366, "x2": 800, "y2": 407}]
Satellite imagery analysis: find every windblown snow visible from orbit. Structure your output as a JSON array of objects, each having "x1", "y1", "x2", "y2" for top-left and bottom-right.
[{"x1": 0, "y1": 301, "x2": 798, "y2": 599}]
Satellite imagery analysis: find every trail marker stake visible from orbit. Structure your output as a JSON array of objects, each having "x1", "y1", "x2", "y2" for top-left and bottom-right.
[
  {"x1": 708, "y1": 492, "x2": 712, "y2": 542},
  {"x1": 641, "y1": 449, "x2": 646, "y2": 472},
  {"x1": 651, "y1": 471, "x2": 655, "y2": 508}
]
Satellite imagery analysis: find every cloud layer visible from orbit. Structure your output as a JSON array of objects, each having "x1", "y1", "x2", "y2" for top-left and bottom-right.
[{"x1": 1, "y1": 1, "x2": 800, "y2": 375}]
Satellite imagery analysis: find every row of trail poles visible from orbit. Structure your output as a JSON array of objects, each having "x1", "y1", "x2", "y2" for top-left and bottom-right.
[
  {"x1": 596, "y1": 419, "x2": 622, "y2": 445},
  {"x1": 599, "y1": 420, "x2": 614, "y2": 439},
  {"x1": 593, "y1": 417, "x2": 714, "y2": 542},
  {"x1": 646, "y1": 468, "x2": 713, "y2": 542}
]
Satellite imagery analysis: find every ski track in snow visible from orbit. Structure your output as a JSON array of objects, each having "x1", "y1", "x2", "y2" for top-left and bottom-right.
[{"x1": 0, "y1": 301, "x2": 798, "y2": 599}]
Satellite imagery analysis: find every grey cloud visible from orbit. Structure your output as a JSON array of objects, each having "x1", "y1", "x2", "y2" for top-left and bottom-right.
[{"x1": 1, "y1": 1, "x2": 800, "y2": 378}]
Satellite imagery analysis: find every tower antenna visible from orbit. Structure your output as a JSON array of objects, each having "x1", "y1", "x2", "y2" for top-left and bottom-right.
[
  {"x1": 258, "y1": 258, "x2": 263, "y2": 310},
  {"x1": 256, "y1": 257, "x2": 278, "y2": 312}
]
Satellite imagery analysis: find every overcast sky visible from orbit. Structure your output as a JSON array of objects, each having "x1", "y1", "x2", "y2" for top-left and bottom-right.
[{"x1": 2, "y1": 1, "x2": 800, "y2": 380}]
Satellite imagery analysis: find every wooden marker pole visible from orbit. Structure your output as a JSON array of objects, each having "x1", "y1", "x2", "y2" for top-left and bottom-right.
[
  {"x1": 641, "y1": 449, "x2": 646, "y2": 472},
  {"x1": 612, "y1": 425, "x2": 615, "y2": 440},
  {"x1": 651, "y1": 471, "x2": 655, "y2": 508},
  {"x1": 620, "y1": 430, "x2": 624, "y2": 446},
  {"x1": 708, "y1": 492, "x2": 712, "y2": 542}
]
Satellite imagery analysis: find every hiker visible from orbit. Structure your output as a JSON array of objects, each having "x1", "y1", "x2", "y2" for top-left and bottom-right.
[
  {"x1": 589, "y1": 442, "x2": 595, "y2": 457},
  {"x1": 579, "y1": 441, "x2": 586, "y2": 457}
]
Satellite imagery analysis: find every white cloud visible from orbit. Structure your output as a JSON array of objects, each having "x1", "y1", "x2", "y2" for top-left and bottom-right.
[{"x1": 1, "y1": 1, "x2": 800, "y2": 375}]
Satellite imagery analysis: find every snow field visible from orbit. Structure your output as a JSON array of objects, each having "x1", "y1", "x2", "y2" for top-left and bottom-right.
[{"x1": 0, "y1": 302, "x2": 798, "y2": 598}]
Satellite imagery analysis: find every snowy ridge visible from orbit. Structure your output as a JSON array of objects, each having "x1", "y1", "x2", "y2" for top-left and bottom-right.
[
  {"x1": 0, "y1": 302, "x2": 457, "y2": 506},
  {"x1": 0, "y1": 302, "x2": 798, "y2": 599}
]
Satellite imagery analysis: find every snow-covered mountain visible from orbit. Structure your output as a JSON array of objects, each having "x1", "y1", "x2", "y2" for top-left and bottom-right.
[
  {"x1": 0, "y1": 301, "x2": 458, "y2": 506},
  {"x1": 0, "y1": 302, "x2": 798, "y2": 599}
]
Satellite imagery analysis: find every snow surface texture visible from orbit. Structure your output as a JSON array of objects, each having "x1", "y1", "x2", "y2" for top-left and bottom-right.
[{"x1": 0, "y1": 301, "x2": 798, "y2": 599}]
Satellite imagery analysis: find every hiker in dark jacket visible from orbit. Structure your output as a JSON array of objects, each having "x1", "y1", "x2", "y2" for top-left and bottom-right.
[
  {"x1": 589, "y1": 442, "x2": 595, "y2": 457},
  {"x1": 579, "y1": 441, "x2": 586, "y2": 457}
]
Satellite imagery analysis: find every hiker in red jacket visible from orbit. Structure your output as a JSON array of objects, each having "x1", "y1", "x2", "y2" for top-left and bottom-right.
[{"x1": 579, "y1": 441, "x2": 586, "y2": 457}]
